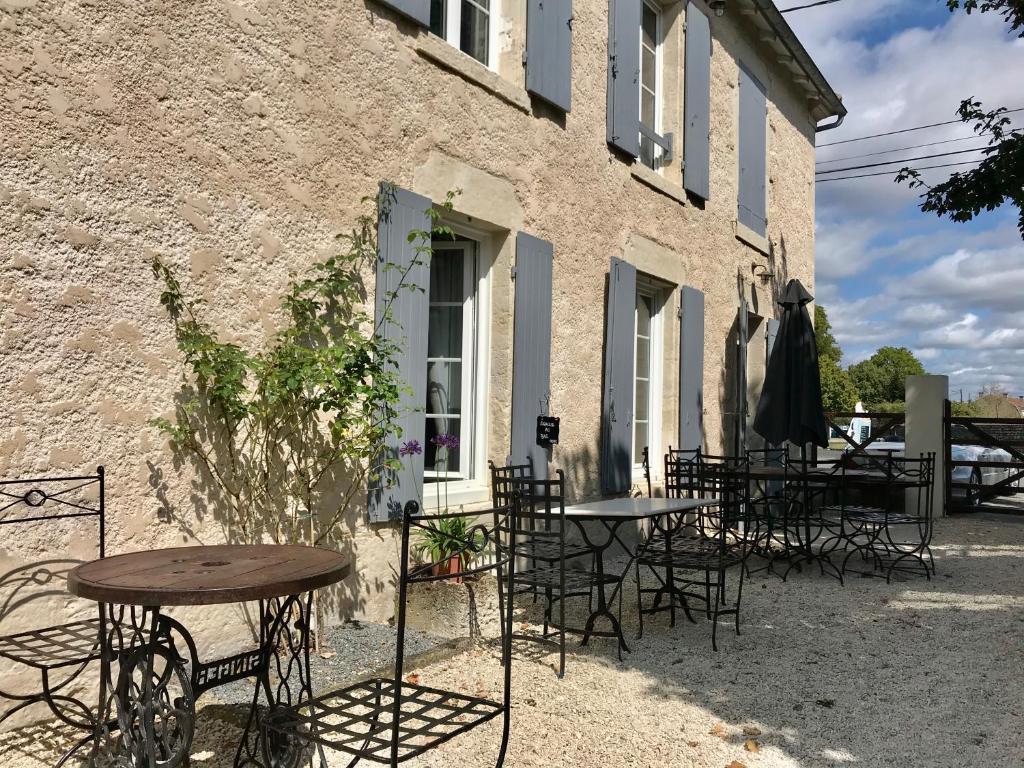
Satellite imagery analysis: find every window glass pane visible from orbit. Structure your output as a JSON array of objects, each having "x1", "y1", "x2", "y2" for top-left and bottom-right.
[
  {"x1": 428, "y1": 307, "x2": 463, "y2": 357},
  {"x1": 636, "y1": 295, "x2": 652, "y2": 337},
  {"x1": 636, "y1": 341, "x2": 650, "y2": 380},
  {"x1": 460, "y1": 0, "x2": 489, "y2": 65},
  {"x1": 426, "y1": 361, "x2": 462, "y2": 415},
  {"x1": 633, "y1": 421, "x2": 649, "y2": 462},
  {"x1": 430, "y1": 250, "x2": 463, "y2": 302},
  {"x1": 642, "y1": 5, "x2": 657, "y2": 50},
  {"x1": 641, "y1": 46, "x2": 656, "y2": 93},
  {"x1": 635, "y1": 379, "x2": 649, "y2": 423},
  {"x1": 429, "y1": 0, "x2": 445, "y2": 36},
  {"x1": 425, "y1": 418, "x2": 463, "y2": 478}
]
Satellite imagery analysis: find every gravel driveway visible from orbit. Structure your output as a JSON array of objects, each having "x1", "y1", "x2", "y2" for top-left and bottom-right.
[{"x1": 3, "y1": 513, "x2": 1022, "y2": 768}]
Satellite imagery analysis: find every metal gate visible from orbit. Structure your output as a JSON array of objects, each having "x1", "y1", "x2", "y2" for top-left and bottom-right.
[{"x1": 943, "y1": 400, "x2": 1024, "y2": 514}]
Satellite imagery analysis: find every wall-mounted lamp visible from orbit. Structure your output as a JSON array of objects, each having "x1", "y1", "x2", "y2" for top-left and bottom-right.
[
  {"x1": 752, "y1": 263, "x2": 774, "y2": 282},
  {"x1": 709, "y1": 0, "x2": 727, "y2": 17}
]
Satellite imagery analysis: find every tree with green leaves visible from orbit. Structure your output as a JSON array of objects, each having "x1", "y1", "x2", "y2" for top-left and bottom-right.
[
  {"x1": 897, "y1": 1, "x2": 1024, "y2": 236},
  {"x1": 848, "y1": 347, "x2": 926, "y2": 408},
  {"x1": 814, "y1": 305, "x2": 859, "y2": 412}
]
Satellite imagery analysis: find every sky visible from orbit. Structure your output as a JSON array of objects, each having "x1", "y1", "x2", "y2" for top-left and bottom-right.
[{"x1": 784, "y1": 0, "x2": 1024, "y2": 400}]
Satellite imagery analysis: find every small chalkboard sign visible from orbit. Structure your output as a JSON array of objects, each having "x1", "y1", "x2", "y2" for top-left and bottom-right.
[{"x1": 537, "y1": 415, "x2": 560, "y2": 447}]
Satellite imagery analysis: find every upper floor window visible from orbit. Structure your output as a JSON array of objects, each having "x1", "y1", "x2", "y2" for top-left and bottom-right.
[
  {"x1": 430, "y1": 0, "x2": 494, "y2": 68},
  {"x1": 639, "y1": 2, "x2": 663, "y2": 170}
]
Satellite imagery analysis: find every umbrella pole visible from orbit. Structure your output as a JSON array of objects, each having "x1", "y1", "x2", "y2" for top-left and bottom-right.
[{"x1": 802, "y1": 444, "x2": 812, "y2": 557}]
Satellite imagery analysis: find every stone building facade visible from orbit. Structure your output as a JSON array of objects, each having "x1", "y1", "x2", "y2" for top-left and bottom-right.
[{"x1": 0, "y1": 0, "x2": 843, "y2": 679}]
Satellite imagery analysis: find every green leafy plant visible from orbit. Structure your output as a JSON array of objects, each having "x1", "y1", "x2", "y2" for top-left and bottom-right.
[
  {"x1": 413, "y1": 516, "x2": 484, "y2": 570},
  {"x1": 150, "y1": 185, "x2": 454, "y2": 546}
]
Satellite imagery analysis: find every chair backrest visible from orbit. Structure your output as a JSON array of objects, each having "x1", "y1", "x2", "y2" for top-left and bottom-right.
[
  {"x1": 665, "y1": 448, "x2": 701, "y2": 498},
  {"x1": 395, "y1": 499, "x2": 517, "y2": 715},
  {"x1": 0, "y1": 468, "x2": 105, "y2": 630},
  {"x1": 746, "y1": 446, "x2": 789, "y2": 468},
  {"x1": 489, "y1": 458, "x2": 534, "y2": 507},
  {"x1": 890, "y1": 452, "x2": 936, "y2": 521}
]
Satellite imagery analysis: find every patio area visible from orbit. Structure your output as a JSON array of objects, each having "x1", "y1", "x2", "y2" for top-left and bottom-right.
[{"x1": 4, "y1": 512, "x2": 1021, "y2": 768}]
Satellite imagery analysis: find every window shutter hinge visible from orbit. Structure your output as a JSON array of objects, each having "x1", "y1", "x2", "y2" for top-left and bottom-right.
[
  {"x1": 522, "y1": 49, "x2": 527, "y2": 66},
  {"x1": 511, "y1": 265, "x2": 517, "y2": 281}
]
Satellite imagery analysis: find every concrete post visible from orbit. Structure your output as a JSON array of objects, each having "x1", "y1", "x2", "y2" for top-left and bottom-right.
[{"x1": 905, "y1": 374, "x2": 947, "y2": 518}]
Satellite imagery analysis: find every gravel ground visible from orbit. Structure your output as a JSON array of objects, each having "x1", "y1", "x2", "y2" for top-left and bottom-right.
[{"x1": 3, "y1": 513, "x2": 1022, "y2": 768}]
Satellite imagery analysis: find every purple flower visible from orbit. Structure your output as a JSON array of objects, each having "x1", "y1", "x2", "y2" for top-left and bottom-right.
[
  {"x1": 399, "y1": 440, "x2": 422, "y2": 457},
  {"x1": 431, "y1": 434, "x2": 460, "y2": 450}
]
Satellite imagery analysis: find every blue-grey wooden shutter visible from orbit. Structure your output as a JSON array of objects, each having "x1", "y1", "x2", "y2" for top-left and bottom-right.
[
  {"x1": 375, "y1": 0, "x2": 430, "y2": 26},
  {"x1": 368, "y1": 183, "x2": 432, "y2": 522},
  {"x1": 738, "y1": 64, "x2": 767, "y2": 236},
  {"x1": 511, "y1": 232, "x2": 554, "y2": 481},
  {"x1": 601, "y1": 257, "x2": 637, "y2": 494},
  {"x1": 606, "y1": 0, "x2": 640, "y2": 157},
  {"x1": 735, "y1": 300, "x2": 749, "y2": 455},
  {"x1": 683, "y1": 2, "x2": 711, "y2": 199},
  {"x1": 766, "y1": 317, "x2": 780, "y2": 362},
  {"x1": 678, "y1": 286, "x2": 705, "y2": 452},
  {"x1": 526, "y1": 0, "x2": 573, "y2": 112}
]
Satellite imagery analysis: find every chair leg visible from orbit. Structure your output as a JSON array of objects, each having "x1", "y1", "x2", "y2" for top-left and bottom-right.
[
  {"x1": 635, "y1": 557, "x2": 645, "y2": 640},
  {"x1": 734, "y1": 565, "x2": 746, "y2": 637},
  {"x1": 496, "y1": 563, "x2": 507, "y2": 665}
]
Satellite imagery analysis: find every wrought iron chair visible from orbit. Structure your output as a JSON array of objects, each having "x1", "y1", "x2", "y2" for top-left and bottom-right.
[
  {"x1": 0, "y1": 468, "x2": 106, "y2": 766},
  {"x1": 505, "y1": 471, "x2": 618, "y2": 678},
  {"x1": 827, "y1": 453, "x2": 936, "y2": 582},
  {"x1": 635, "y1": 457, "x2": 753, "y2": 650},
  {"x1": 262, "y1": 500, "x2": 517, "y2": 767},
  {"x1": 743, "y1": 446, "x2": 807, "y2": 576}
]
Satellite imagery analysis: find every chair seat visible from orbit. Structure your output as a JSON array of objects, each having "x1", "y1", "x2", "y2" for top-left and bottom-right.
[
  {"x1": 0, "y1": 619, "x2": 101, "y2": 670},
  {"x1": 263, "y1": 677, "x2": 503, "y2": 764},
  {"x1": 824, "y1": 506, "x2": 924, "y2": 526},
  {"x1": 517, "y1": 538, "x2": 593, "y2": 561},
  {"x1": 513, "y1": 565, "x2": 618, "y2": 592},
  {"x1": 638, "y1": 540, "x2": 743, "y2": 571}
]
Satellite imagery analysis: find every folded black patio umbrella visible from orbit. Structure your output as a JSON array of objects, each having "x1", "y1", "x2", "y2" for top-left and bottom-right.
[{"x1": 752, "y1": 279, "x2": 829, "y2": 452}]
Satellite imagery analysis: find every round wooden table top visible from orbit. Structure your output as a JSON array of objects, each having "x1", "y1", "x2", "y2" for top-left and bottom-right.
[{"x1": 67, "y1": 544, "x2": 350, "y2": 606}]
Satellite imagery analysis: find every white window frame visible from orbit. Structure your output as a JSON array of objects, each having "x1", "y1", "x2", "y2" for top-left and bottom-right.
[
  {"x1": 432, "y1": 0, "x2": 500, "y2": 71},
  {"x1": 632, "y1": 286, "x2": 664, "y2": 478},
  {"x1": 639, "y1": 0, "x2": 664, "y2": 170},
  {"x1": 423, "y1": 225, "x2": 492, "y2": 509}
]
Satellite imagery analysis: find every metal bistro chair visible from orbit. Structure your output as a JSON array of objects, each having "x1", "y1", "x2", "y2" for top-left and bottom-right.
[
  {"x1": 0, "y1": 468, "x2": 106, "y2": 766},
  {"x1": 636, "y1": 457, "x2": 754, "y2": 650},
  {"x1": 263, "y1": 500, "x2": 517, "y2": 767},
  {"x1": 505, "y1": 471, "x2": 616, "y2": 678},
  {"x1": 827, "y1": 453, "x2": 936, "y2": 582}
]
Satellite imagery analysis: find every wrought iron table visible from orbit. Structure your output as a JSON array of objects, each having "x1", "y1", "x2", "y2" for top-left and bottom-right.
[
  {"x1": 559, "y1": 497, "x2": 719, "y2": 655},
  {"x1": 67, "y1": 544, "x2": 349, "y2": 768}
]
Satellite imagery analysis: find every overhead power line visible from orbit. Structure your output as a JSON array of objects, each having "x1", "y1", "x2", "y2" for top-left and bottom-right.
[
  {"x1": 816, "y1": 159, "x2": 983, "y2": 183},
  {"x1": 779, "y1": 0, "x2": 848, "y2": 12},
  {"x1": 816, "y1": 132, "x2": 1011, "y2": 166},
  {"x1": 815, "y1": 145, "x2": 991, "y2": 176},
  {"x1": 817, "y1": 107, "x2": 1024, "y2": 148}
]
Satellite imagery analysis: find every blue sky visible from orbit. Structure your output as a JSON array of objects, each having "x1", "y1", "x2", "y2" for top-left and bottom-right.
[{"x1": 785, "y1": 0, "x2": 1024, "y2": 399}]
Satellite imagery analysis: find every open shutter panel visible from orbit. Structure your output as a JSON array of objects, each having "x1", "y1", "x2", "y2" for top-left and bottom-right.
[
  {"x1": 683, "y1": 2, "x2": 711, "y2": 199},
  {"x1": 368, "y1": 183, "x2": 432, "y2": 522},
  {"x1": 526, "y1": 0, "x2": 573, "y2": 112},
  {"x1": 511, "y1": 232, "x2": 554, "y2": 481},
  {"x1": 735, "y1": 301, "x2": 749, "y2": 455},
  {"x1": 766, "y1": 317, "x2": 780, "y2": 362},
  {"x1": 606, "y1": 0, "x2": 640, "y2": 157},
  {"x1": 601, "y1": 257, "x2": 637, "y2": 494},
  {"x1": 374, "y1": 0, "x2": 430, "y2": 26},
  {"x1": 678, "y1": 286, "x2": 705, "y2": 452},
  {"x1": 738, "y1": 65, "x2": 768, "y2": 236}
]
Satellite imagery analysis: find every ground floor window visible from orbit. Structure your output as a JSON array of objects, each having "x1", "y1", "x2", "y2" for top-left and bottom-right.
[
  {"x1": 424, "y1": 236, "x2": 489, "y2": 493},
  {"x1": 633, "y1": 285, "x2": 664, "y2": 473}
]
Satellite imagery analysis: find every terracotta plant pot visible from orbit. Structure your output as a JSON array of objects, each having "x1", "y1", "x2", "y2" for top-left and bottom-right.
[{"x1": 431, "y1": 554, "x2": 463, "y2": 583}]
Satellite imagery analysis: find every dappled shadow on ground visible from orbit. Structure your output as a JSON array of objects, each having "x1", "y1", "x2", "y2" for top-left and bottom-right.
[{"x1": 5, "y1": 514, "x2": 1022, "y2": 768}]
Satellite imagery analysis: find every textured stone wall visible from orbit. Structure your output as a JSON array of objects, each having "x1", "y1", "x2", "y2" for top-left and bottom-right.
[{"x1": 0, "y1": 0, "x2": 818, "y2": 690}]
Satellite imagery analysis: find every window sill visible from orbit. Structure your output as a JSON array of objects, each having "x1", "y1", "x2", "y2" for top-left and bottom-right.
[
  {"x1": 414, "y1": 34, "x2": 531, "y2": 114},
  {"x1": 630, "y1": 162, "x2": 688, "y2": 206},
  {"x1": 421, "y1": 483, "x2": 491, "y2": 511},
  {"x1": 735, "y1": 220, "x2": 770, "y2": 255}
]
